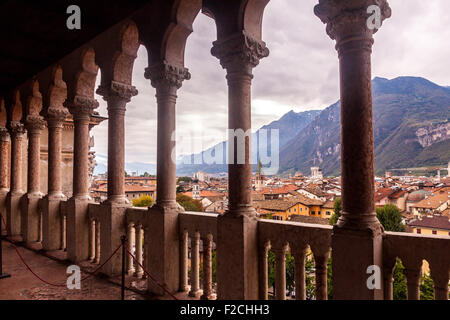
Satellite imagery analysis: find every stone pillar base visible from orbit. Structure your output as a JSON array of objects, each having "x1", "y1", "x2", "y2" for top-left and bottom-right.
[
  {"x1": 331, "y1": 225, "x2": 384, "y2": 300},
  {"x1": 6, "y1": 191, "x2": 24, "y2": 237},
  {"x1": 21, "y1": 193, "x2": 42, "y2": 244},
  {"x1": 66, "y1": 197, "x2": 90, "y2": 263},
  {"x1": 42, "y1": 194, "x2": 66, "y2": 251},
  {"x1": 216, "y1": 211, "x2": 259, "y2": 300},
  {"x1": 189, "y1": 289, "x2": 203, "y2": 299},
  {"x1": 0, "y1": 189, "x2": 9, "y2": 223},
  {"x1": 97, "y1": 202, "x2": 129, "y2": 277},
  {"x1": 146, "y1": 203, "x2": 180, "y2": 296}
]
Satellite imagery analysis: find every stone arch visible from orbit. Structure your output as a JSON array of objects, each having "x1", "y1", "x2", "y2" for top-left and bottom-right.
[
  {"x1": 240, "y1": 0, "x2": 270, "y2": 40},
  {"x1": 203, "y1": 0, "x2": 270, "y2": 40},
  {"x1": 162, "y1": 0, "x2": 202, "y2": 66},
  {"x1": 137, "y1": 0, "x2": 202, "y2": 69},
  {"x1": 95, "y1": 20, "x2": 140, "y2": 89},
  {"x1": 21, "y1": 79, "x2": 43, "y2": 117},
  {"x1": 44, "y1": 65, "x2": 68, "y2": 112},
  {"x1": 9, "y1": 90, "x2": 23, "y2": 123},
  {"x1": 62, "y1": 46, "x2": 99, "y2": 103}
]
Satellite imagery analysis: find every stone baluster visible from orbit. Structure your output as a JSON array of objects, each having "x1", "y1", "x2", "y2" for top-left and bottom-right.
[
  {"x1": 6, "y1": 121, "x2": 26, "y2": 237},
  {"x1": 143, "y1": 226, "x2": 149, "y2": 280},
  {"x1": 314, "y1": 0, "x2": 391, "y2": 299},
  {"x1": 179, "y1": 230, "x2": 189, "y2": 292},
  {"x1": 404, "y1": 260, "x2": 422, "y2": 300},
  {"x1": 201, "y1": 234, "x2": 214, "y2": 300},
  {"x1": 292, "y1": 245, "x2": 308, "y2": 300},
  {"x1": 61, "y1": 214, "x2": 66, "y2": 250},
  {"x1": 211, "y1": 31, "x2": 269, "y2": 300},
  {"x1": 145, "y1": 61, "x2": 190, "y2": 295},
  {"x1": 42, "y1": 107, "x2": 68, "y2": 251},
  {"x1": 383, "y1": 258, "x2": 396, "y2": 300},
  {"x1": 259, "y1": 241, "x2": 270, "y2": 300},
  {"x1": 94, "y1": 219, "x2": 101, "y2": 264},
  {"x1": 189, "y1": 232, "x2": 201, "y2": 298},
  {"x1": 430, "y1": 264, "x2": 450, "y2": 300},
  {"x1": 135, "y1": 224, "x2": 144, "y2": 278},
  {"x1": 88, "y1": 219, "x2": 95, "y2": 261},
  {"x1": 126, "y1": 223, "x2": 135, "y2": 275},
  {"x1": 314, "y1": 251, "x2": 329, "y2": 300},
  {"x1": 274, "y1": 245, "x2": 288, "y2": 300}
]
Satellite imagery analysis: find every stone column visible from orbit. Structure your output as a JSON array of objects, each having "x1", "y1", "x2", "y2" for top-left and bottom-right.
[
  {"x1": 292, "y1": 246, "x2": 307, "y2": 300},
  {"x1": 201, "y1": 234, "x2": 214, "y2": 300},
  {"x1": 189, "y1": 232, "x2": 201, "y2": 298},
  {"x1": 179, "y1": 230, "x2": 189, "y2": 292},
  {"x1": 134, "y1": 224, "x2": 144, "y2": 278},
  {"x1": 274, "y1": 246, "x2": 287, "y2": 300},
  {"x1": 65, "y1": 96, "x2": 98, "y2": 262},
  {"x1": 211, "y1": 32, "x2": 269, "y2": 300},
  {"x1": 22, "y1": 115, "x2": 45, "y2": 244},
  {"x1": 126, "y1": 223, "x2": 135, "y2": 275},
  {"x1": 314, "y1": 252, "x2": 329, "y2": 300},
  {"x1": 315, "y1": 0, "x2": 391, "y2": 300},
  {"x1": 144, "y1": 61, "x2": 190, "y2": 295},
  {"x1": 6, "y1": 122, "x2": 26, "y2": 237},
  {"x1": 0, "y1": 128, "x2": 10, "y2": 217},
  {"x1": 97, "y1": 81, "x2": 137, "y2": 205},
  {"x1": 259, "y1": 242, "x2": 270, "y2": 300},
  {"x1": 96, "y1": 81, "x2": 137, "y2": 276}
]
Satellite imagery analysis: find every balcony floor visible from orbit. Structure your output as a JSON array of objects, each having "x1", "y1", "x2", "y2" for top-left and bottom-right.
[{"x1": 0, "y1": 241, "x2": 192, "y2": 300}]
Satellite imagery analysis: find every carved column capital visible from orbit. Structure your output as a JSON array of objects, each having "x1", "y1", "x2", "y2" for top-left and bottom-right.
[
  {"x1": 0, "y1": 127, "x2": 10, "y2": 142},
  {"x1": 144, "y1": 61, "x2": 191, "y2": 90},
  {"x1": 46, "y1": 107, "x2": 69, "y2": 128},
  {"x1": 9, "y1": 121, "x2": 26, "y2": 138},
  {"x1": 211, "y1": 31, "x2": 270, "y2": 73},
  {"x1": 25, "y1": 115, "x2": 46, "y2": 133},
  {"x1": 96, "y1": 81, "x2": 138, "y2": 105},
  {"x1": 64, "y1": 95, "x2": 99, "y2": 120},
  {"x1": 314, "y1": 0, "x2": 391, "y2": 44}
]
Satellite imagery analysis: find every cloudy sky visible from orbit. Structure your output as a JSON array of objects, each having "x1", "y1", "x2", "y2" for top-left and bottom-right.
[{"x1": 92, "y1": 0, "x2": 450, "y2": 168}]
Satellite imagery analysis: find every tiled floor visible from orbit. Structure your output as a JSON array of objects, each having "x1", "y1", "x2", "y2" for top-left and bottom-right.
[{"x1": 0, "y1": 240, "x2": 191, "y2": 300}]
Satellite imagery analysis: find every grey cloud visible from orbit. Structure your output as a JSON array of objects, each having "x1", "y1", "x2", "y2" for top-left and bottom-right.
[{"x1": 92, "y1": 0, "x2": 450, "y2": 166}]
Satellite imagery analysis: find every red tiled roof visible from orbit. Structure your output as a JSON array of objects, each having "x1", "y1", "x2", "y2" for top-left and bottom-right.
[
  {"x1": 408, "y1": 215, "x2": 450, "y2": 231},
  {"x1": 260, "y1": 184, "x2": 299, "y2": 195}
]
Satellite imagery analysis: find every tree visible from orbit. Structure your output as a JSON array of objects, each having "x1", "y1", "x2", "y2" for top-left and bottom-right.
[
  {"x1": 329, "y1": 197, "x2": 341, "y2": 225},
  {"x1": 142, "y1": 172, "x2": 150, "y2": 177},
  {"x1": 393, "y1": 259, "x2": 407, "y2": 300},
  {"x1": 132, "y1": 195, "x2": 154, "y2": 208},
  {"x1": 177, "y1": 176, "x2": 192, "y2": 183},
  {"x1": 376, "y1": 204, "x2": 406, "y2": 232},
  {"x1": 420, "y1": 274, "x2": 435, "y2": 300},
  {"x1": 176, "y1": 194, "x2": 203, "y2": 212}
]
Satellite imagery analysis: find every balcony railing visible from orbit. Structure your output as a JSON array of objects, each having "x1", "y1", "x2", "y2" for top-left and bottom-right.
[{"x1": 7, "y1": 201, "x2": 449, "y2": 300}]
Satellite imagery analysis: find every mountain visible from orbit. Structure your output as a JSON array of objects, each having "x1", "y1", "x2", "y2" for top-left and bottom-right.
[
  {"x1": 176, "y1": 109, "x2": 321, "y2": 175},
  {"x1": 93, "y1": 158, "x2": 156, "y2": 176},
  {"x1": 280, "y1": 77, "x2": 450, "y2": 176}
]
